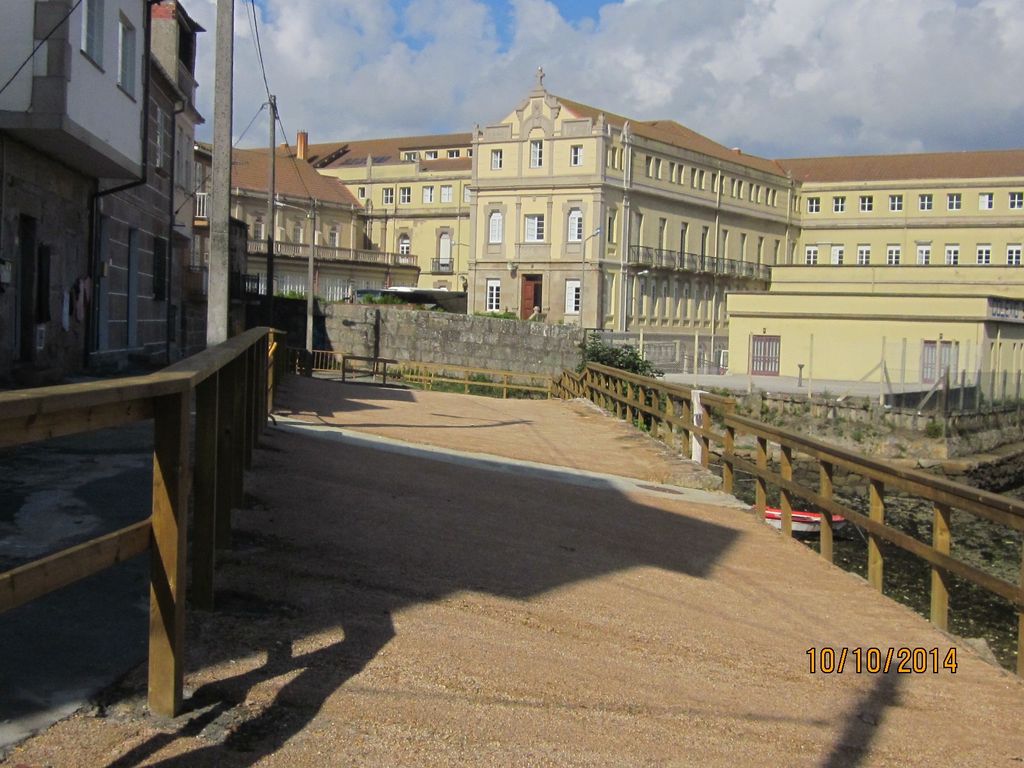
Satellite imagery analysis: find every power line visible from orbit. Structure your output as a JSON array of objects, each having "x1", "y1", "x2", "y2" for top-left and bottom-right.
[
  {"x1": 248, "y1": 0, "x2": 272, "y2": 100},
  {"x1": 0, "y1": 0, "x2": 83, "y2": 98},
  {"x1": 175, "y1": 102, "x2": 266, "y2": 215}
]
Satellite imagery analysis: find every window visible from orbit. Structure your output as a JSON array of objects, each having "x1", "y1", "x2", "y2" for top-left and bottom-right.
[
  {"x1": 889, "y1": 194, "x2": 903, "y2": 212},
  {"x1": 857, "y1": 245, "x2": 871, "y2": 265},
  {"x1": 1011, "y1": 192, "x2": 1024, "y2": 209},
  {"x1": 830, "y1": 245, "x2": 844, "y2": 265},
  {"x1": 82, "y1": 0, "x2": 104, "y2": 65},
  {"x1": 804, "y1": 246, "x2": 819, "y2": 265},
  {"x1": 530, "y1": 139, "x2": 543, "y2": 168},
  {"x1": 399, "y1": 186, "x2": 411, "y2": 204},
  {"x1": 977, "y1": 245, "x2": 991, "y2": 265},
  {"x1": 947, "y1": 193, "x2": 961, "y2": 211},
  {"x1": 329, "y1": 227, "x2": 339, "y2": 247},
  {"x1": 485, "y1": 279, "x2": 501, "y2": 312},
  {"x1": 886, "y1": 245, "x2": 901, "y2": 265},
  {"x1": 945, "y1": 245, "x2": 959, "y2": 265},
  {"x1": 117, "y1": 16, "x2": 135, "y2": 96},
  {"x1": 917, "y1": 245, "x2": 931, "y2": 265},
  {"x1": 979, "y1": 192, "x2": 994, "y2": 210},
  {"x1": 422, "y1": 186, "x2": 434, "y2": 204},
  {"x1": 463, "y1": 186, "x2": 471, "y2": 203},
  {"x1": 645, "y1": 156, "x2": 654, "y2": 177},
  {"x1": 292, "y1": 223, "x2": 303, "y2": 244},
  {"x1": 438, "y1": 233, "x2": 452, "y2": 265},
  {"x1": 699, "y1": 170, "x2": 706, "y2": 189},
  {"x1": 607, "y1": 211, "x2": 616, "y2": 243},
  {"x1": 490, "y1": 149, "x2": 503, "y2": 169},
  {"x1": 488, "y1": 211, "x2": 503, "y2": 244},
  {"x1": 424, "y1": 150, "x2": 438, "y2": 160},
  {"x1": 860, "y1": 195, "x2": 873, "y2": 212},
  {"x1": 447, "y1": 149, "x2": 460, "y2": 158},
  {"x1": 357, "y1": 186, "x2": 366, "y2": 199},
  {"x1": 919, "y1": 193, "x2": 933, "y2": 211},
  {"x1": 833, "y1": 196, "x2": 845, "y2": 213},
  {"x1": 154, "y1": 106, "x2": 167, "y2": 169},
  {"x1": 440, "y1": 185, "x2": 452, "y2": 203},
  {"x1": 1008, "y1": 245, "x2": 1022, "y2": 266},
  {"x1": 252, "y1": 218, "x2": 264, "y2": 241},
  {"x1": 565, "y1": 279, "x2": 581, "y2": 314},
  {"x1": 403, "y1": 151, "x2": 417, "y2": 161},
  {"x1": 525, "y1": 214, "x2": 545, "y2": 242},
  {"x1": 806, "y1": 197, "x2": 820, "y2": 213},
  {"x1": 398, "y1": 234, "x2": 411, "y2": 255},
  {"x1": 922, "y1": 340, "x2": 958, "y2": 384},
  {"x1": 567, "y1": 208, "x2": 583, "y2": 242},
  {"x1": 382, "y1": 188, "x2": 394, "y2": 205}
]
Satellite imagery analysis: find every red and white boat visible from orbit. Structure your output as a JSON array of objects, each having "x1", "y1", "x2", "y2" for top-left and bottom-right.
[{"x1": 764, "y1": 507, "x2": 847, "y2": 534}]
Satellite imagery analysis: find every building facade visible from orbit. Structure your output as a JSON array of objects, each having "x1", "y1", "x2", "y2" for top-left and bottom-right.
[{"x1": 0, "y1": 0, "x2": 146, "y2": 384}]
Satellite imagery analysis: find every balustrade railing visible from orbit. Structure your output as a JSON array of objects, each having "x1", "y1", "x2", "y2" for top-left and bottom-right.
[{"x1": 628, "y1": 246, "x2": 771, "y2": 281}]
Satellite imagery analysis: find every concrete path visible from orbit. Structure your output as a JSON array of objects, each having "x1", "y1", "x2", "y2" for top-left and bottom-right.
[{"x1": 4, "y1": 378, "x2": 1024, "y2": 766}]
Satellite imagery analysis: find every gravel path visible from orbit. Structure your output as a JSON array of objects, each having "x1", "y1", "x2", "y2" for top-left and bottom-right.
[{"x1": 5, "y1": 379, "x2": 1023, "y2": 767}]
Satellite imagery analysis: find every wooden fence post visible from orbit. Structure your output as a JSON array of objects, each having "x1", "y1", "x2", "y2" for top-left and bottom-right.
[
  {"x1": 148, "y1": 388, "x2": 190, "y2": 717},
  {"x1": 231, "y1": 355, "x2": 246, "y2": 509},
  {"x1": 190, "y1": 375, "x2": 218, "y2": 610},
  {"x1": 780, "y1": 445, "x2": 793, "y2": 537},
  {"x1": 723, "y1": 424, "x2": 735, "y2": 494},
  {"x1": 868, "y1": 479, "x2": 885, "y2": 592},
  {"x1": 819, "y1": 461, "x2": 834, "y2": 563},
  {"x1": 755, "y1": 436, "x2": 768, "y2": 515},
  {"x1": 216, "y1": 363, "x2": 236, "y2": 550},
  {"x1": 1018, "y1": 538, "x2": 1024, "y2": 677},
  {"x1": 244, "y1": 346, "x2": 255, "y2": 469},
  {"x1": 930, "y1": 503, "x2": 951, "y2": 630}
]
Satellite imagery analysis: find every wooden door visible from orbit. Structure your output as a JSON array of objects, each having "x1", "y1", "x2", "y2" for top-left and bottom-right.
[{"x1": 521, "y1": 275, "x2": 542, "y2": 319}]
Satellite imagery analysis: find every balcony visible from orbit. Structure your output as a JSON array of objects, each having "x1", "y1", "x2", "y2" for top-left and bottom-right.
[
  {"x1": 431, "y1": 259, "x2": 454, "y2": 274},
  {"x1": 195, "y1": 192, "x2": 209, "y2": 220},
  {"x1": 628, "y1": 246, "x2": 771, "y2": 281},
  {"x1": 247, "y1": 240, "x2": 418, "y2": 268}
]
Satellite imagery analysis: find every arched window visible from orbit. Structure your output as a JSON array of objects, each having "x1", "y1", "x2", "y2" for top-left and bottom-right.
[
  {"x1": 567, "y1": 208, "x2": 583, "y2": 242},
  {"x1": 329, "y1": 226, "x2": 340, "y2": 247},
  {"x1": 488, "y1": 211, "x2": 503, "y2": 244},
  {"x1": 438, "y1": 232, "x2": 452, "y2": 265},
  {"x1": 398, "y1": 234, "x2": 411, "y2": 255}
]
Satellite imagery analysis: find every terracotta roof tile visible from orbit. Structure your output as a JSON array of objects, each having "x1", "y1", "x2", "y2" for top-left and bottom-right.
[
  {"x1": 310, "y1": 133, "x2": 473, "y2": 169},
  {"x1": 232, "y1": 147, "x2": 360, "y2": 207},
  {"x1": 777, "y1": 150, "x2": 1024, "y2": 183},
  {"x1": 555, "y1": 95, "x2": 788, "y2": 178}
]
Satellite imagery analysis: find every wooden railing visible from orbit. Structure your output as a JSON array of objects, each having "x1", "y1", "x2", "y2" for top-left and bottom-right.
[
  {"x1": 0, "y1": 327, "x2": 288, "y2": 717},
  {"x1": 555, "y1": 363, "x2": 1024, "y2": 675}
]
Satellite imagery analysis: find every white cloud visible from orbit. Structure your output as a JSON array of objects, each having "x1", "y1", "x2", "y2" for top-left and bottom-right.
[{"x1": 188, "y1": 0, "x2": 1024, "y2": 158}]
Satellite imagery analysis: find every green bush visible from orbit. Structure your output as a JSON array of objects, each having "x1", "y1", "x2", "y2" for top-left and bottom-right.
[
  {"x1": 474, "y1": 310, "x2": 518, "y2": 319},
  {"x1": 360, "y1": 294, "x2": 406, "y2": 305},
  {"x1": 925, "y1": 420, "x2": 944, "y2": 439},
  {"x1": 580, "y1": 336, "x2": 662, "y2": 377}
]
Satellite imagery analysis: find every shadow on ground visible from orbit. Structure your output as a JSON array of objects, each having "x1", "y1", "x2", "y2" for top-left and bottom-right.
[{"x1": 99, "y1": 418, "x2": 742, "y2": 767}]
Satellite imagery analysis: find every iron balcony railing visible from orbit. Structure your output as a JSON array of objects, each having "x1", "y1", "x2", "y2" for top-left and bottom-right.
[
  {"x1": 628, "y1": 245, "x2": 771, "y2": 281},
  {"x1": 431, "y1": 258, "x2": 454, "y2": 274},
  {"x1": 247, "y1": 240, "x2": 418, "y2": 268}
]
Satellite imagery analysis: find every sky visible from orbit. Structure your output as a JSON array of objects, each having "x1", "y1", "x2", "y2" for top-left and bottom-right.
[{"x1": 186, "y1": 0, "x2": 1024, "y2": 160}]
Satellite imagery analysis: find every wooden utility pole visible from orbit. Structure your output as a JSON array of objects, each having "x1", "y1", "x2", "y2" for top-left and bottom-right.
[
  {"x1": 265, "y1": 95, "x2": 277, "y2": 326},
  {"x1": 207, "y1": 0, "x2": 233, "y2": 345}
]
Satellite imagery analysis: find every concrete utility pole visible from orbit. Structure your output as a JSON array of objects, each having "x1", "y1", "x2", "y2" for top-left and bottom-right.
[
  {"x1": 207, "y1": 0, "x2": 234, "y2": 345},
  {"x1": 265, "y1": 94, "x2": 277, "y2": 326}
]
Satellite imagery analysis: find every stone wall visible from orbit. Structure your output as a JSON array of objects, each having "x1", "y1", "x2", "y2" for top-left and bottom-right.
[
  {"x1": 268, "y1": 301, "x2": 583, "y2": 375},
  {"x1": 323, "y1": 304, "x2": 584, "y2": 375}
]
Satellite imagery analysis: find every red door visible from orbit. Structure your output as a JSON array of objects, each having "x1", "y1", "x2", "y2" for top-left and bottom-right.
[{"x1": 521, "y1": 275, "x2": 542, "y2": 319}]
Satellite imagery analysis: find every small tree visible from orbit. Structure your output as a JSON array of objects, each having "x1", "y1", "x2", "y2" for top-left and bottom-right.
[{"x1": 580, "y1": 335, "x2": 662, "y2": 377}]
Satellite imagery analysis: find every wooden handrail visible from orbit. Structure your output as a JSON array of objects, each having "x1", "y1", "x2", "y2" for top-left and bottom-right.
[
  {"x1": 0, "y1": 326, "x2": 287, "y2": 716},
  {"x1": 556, "y1": 362, "x2": 1024, "y2": 675}
]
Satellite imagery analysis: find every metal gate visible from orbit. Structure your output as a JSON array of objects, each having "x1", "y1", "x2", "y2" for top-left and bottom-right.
[{"x1": 751, "y1": 335, "x2": 781, "y2": 376}]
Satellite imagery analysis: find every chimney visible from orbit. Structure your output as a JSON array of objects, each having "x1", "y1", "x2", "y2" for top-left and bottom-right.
[{"x1": 296, "y1": 130, "x2": 309, "y2": 161}]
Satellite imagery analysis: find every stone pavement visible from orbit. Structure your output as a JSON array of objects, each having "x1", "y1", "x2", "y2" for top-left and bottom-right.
[{"x1": 4, "y1": 377, "x2": 1024, "y2": 767}]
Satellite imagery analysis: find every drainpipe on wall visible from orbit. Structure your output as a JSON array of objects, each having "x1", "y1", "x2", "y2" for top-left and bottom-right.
[
  {"x1": 166, "y1": 98, "x2": 186, "y2": 364},
  {"x1": 86, "y1": 0, "x2": 160, "y2": 368}
]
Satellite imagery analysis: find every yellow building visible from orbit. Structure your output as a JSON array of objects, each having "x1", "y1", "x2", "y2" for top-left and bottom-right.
[
  {"x1": 308, "y1": 133, "x2": 474, "y2": 291},
  {"x1": 231, "y1": 141, "x2": 419, "y2": 300},
  {"x1": 728, "y1": 152, "x2": 1024, "y2": 382},
  {"x1": 469, "y1": 72, "x2": 791, "y2": 370}
]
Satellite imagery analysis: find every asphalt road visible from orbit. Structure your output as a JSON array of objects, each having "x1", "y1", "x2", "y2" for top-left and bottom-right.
[{"x1": 0, "y1": 424, "x2": 153, "y2": 751}]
